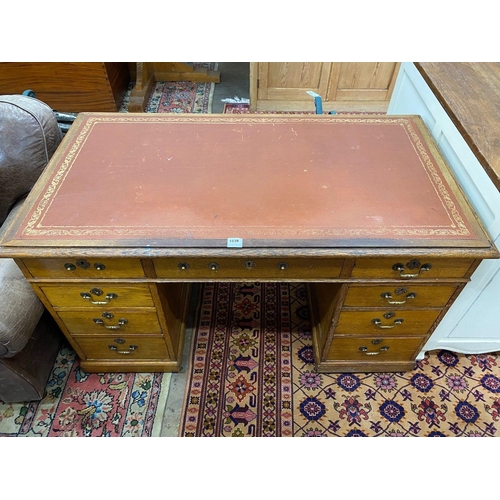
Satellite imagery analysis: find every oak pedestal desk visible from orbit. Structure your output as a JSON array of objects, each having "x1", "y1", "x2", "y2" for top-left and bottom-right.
[{"x1": 1, "y1": 114, "x2": 497, "y2": 374}]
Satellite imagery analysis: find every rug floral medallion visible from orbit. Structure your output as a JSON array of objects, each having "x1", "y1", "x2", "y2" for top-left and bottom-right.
[
  {"x1": 180, "y1": 282, "x2": 500, "y2": 437},
  {"x1": 0, "y1": 345, "x2": 170, "y2": 437}
]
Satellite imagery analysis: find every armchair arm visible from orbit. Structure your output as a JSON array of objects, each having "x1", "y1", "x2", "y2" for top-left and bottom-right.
[{"x1": 0, "y1": 95, "x2": 62, "y2": 226}]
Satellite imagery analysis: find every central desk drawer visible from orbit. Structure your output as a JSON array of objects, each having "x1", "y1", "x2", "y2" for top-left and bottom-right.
[
  {"x1": 22, "y1": 258, "x2": 145, "y2": 279},
  {"x1": 153, "y1": 257, "x2": 344, "y2": 279},
  {"x1": 335, "y1": 310, "x2": 441, "y2": 335},
  {"x1": 40, "y1": 284, "x2": 155, "y2": 308},
  {"x1": 57, "y1": 310, "x2": 162, "y2": 335}
]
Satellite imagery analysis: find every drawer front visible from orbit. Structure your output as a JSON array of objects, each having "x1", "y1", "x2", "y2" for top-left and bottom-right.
[
  {"x1": 57, "y1": 310, "x2": 162, "y2": 335},
  {"x1": 154, "y1": 257, "x2": 344, "y2": 279},
  {"x1": 343, "y1": 284, "x2": 459, "y2": 308},
  {"x1": 22, "y1": 258, "x2": 145, "y2": 279},
  {"x1": 327, "y1": 336, "x2": 424, "y2": 361},
  {"x1": 40, "y1": 284, "x2": 155, "y2": 308},
  {"x1": 335, "y1": 310, "x2": 441, "y2": 335},
  {"x1": 351, "y1": 258, "x2": 474, "y2": 279},
  {"x1": 76, "y1": 336, "x2": 169, "y2": 360}
]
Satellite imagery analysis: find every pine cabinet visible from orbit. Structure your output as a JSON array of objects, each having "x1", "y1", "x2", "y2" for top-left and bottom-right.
[{"x1": 249, "y1": 62, "x2": 400, "y2": 112}]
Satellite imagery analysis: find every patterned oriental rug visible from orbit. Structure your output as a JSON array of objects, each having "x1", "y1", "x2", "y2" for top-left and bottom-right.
[
  {"x1": 180, "y1": 282, "x2": 500, "y2": 437},
  {"x1": 121, "y1": 62, "x2": 217, "y2": 113},
  {"x1": 0, "y1": 65, "x2": 218, "y2": 437},
  {"x1": 223, "y1": 102, "x2": 251, "y2": 114},
  {"x1": 0, "y1": 346, "x2": 169, "y2": 437}
]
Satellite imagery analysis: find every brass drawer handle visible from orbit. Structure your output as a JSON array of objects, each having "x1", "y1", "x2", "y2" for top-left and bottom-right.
[
  {"x1": 178, "y1": 262, "x2": 190, "y2": 270},
  {"x1": 392, "y1": 263, "x2": 432, "y2": 278},
  {"x1": 64, "y1": 261, "x2": 106, "y2": 271},
  {"x1": 380, "y1": 292, "x2": 416, "y2": 305},
  {"x1": 108, "y1": 344, "x2": 137, "y2": 355},
  {"x1": 208, "y1": 262, "x2": 219, "y2": 271},
  {"x1": 81, "y1": 289, "x2": 118, "y2": 305},
  {"x1": 93, "y1": 317, "x2": 128, "y2": 330},
  {"x1": 278, "y1": 262, "x2": 288, "y2": 270},
  {"x1": 372, "y1": 318, "x2": 404, "y2": 329},
  {"x1": 359, "y1": 345, "x2": 389, "y2": 356}
]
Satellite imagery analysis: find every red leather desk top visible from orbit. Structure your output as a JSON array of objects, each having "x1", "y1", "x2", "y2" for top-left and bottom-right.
[{"x1": 5, "y1": 113, "x2": 489, "y2": 249}]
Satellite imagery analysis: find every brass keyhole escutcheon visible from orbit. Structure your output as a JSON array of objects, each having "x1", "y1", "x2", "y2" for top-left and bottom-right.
[
  {"x1": 242, "y1": 260, "x2": 256, "y2": 270},
  {"x1": 75, "y1": 259, "x2": 90, "y2": 269}
]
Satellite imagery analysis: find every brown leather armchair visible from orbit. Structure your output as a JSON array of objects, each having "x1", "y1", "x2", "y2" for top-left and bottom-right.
[{"x1": 0, "y1": 95, "x2": 63, "y2": 403}]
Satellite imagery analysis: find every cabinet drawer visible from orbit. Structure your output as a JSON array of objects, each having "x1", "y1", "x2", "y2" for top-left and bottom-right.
[
  {"x1": 343, "y1": 284, "x2": 459, "y2": 308},
  {"x1": 327, "y1": 336, "x2": 424, "y2": 361},
  {"x1": 335, "y1": 310, "x2": 441, "y2": 335},
  {"x1": 22, "y1": 258, "x2": 145, "y2": 279},
  {"x1": 154, "y1": 257, "x2": 343, "y2": 279},
  {"x1": 76, "y1": 336, "x2": 170, "y2": 360},
  {"x1": 351, "y1": 258, "x2": 474, "y2": 279},
  {"x1": 40, "y1": 284, "x2": 155, "y2": 308},
  {"x1": 57, "y1": 310, "x2": 162, "y2": 335}
]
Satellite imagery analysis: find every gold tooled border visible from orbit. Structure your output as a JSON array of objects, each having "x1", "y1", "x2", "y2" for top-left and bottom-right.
[{"x1": 20, "y1": 114, "x2": 473, "y2": 240}]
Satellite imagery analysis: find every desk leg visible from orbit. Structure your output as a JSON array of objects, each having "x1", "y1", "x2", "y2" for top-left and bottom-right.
[
  {"x1": 307, "y1": 283, "x2": 343, "y2": 369},
  {"x1": 153, "y1": 282, "x2": 192, "y2": 371},
  {"x1": 128, "y1": 63, "x2": 156, "y2": 112}
]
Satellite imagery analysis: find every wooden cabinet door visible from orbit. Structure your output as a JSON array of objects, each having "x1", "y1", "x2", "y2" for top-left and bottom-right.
[
  {"x1": 250, "y1": 62, "x2": 400, "y2": 112},
  {"x1": 327, "y1": 62, "x2": 400, "y2": 102},
  {"x1": 252, "y1": 62, "x2": 332, "y2": 105}
]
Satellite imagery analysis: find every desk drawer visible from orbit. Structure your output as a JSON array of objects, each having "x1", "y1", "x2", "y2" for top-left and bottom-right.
[
  {"x1": 343, "y1": 284, "x2": 459, "y2": 308},
  {"x1": 40, "y1": 284, "x2": 155, "y2": 308},
  {"x1": 327, "y1": 336, "x2": 423, "y2": 361},
  {"x1": 22, "y1": 258, "x2": 145, "y2": 279},
  {"x1": 154, "y1": 257, "x2": 343, "y2": 279},
  {"x1": 351, "y1": 258, "x2": 474, "y2": 279},
  {"x1": 57, "y1": 310, "x2": 162, "y2": 335},
  {"x1": 76, "y1": 336, "x2": 170, "y2": 360},
  {"x1": 335, "y1": 310, "x2": 441, "y2": 335}
]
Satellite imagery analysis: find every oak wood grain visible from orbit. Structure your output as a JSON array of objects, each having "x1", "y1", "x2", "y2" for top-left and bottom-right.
[{"x1": 416, "y1": 62, "x2": 500, "y2": 191}]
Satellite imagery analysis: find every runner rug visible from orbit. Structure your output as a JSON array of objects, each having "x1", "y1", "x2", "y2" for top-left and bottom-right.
[
  {"x1": 180, "y1": 282, "x2": 500, "y2": 437},
  {"x1": 120, "y1": 62, "x2": 218, "y2": 113},
  {"x1": 0, "y1": 66, "x2": 218, "y2": 437}
]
